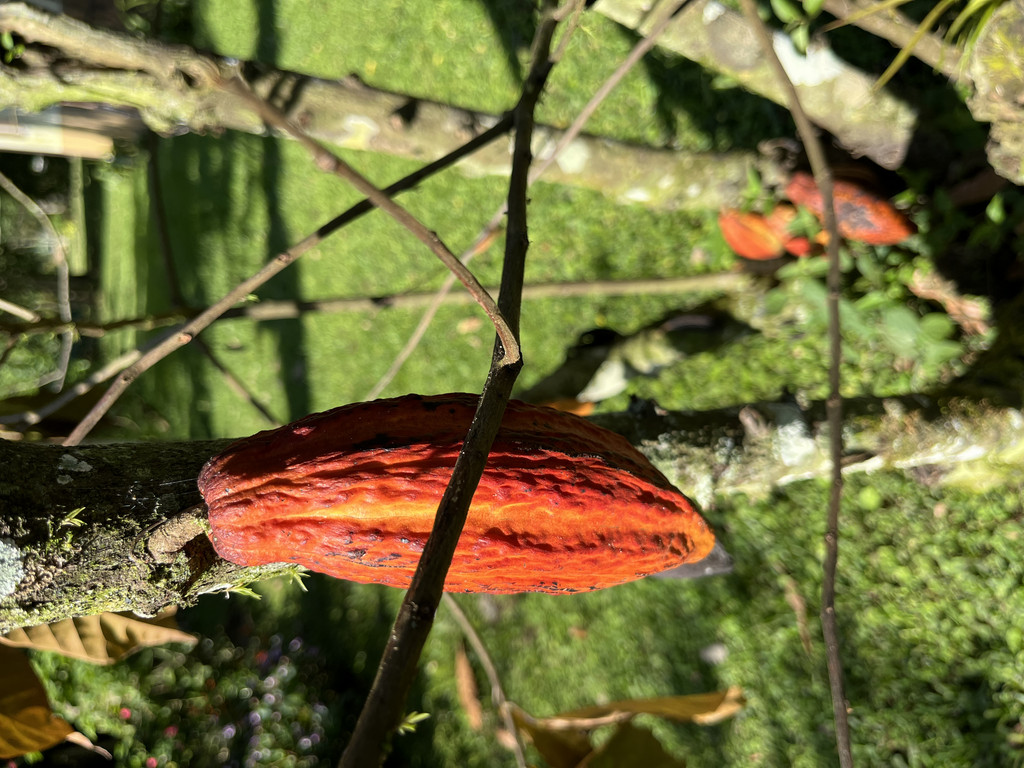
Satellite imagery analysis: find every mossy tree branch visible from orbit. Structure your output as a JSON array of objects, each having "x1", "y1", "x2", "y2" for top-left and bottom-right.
[{"x1": 2, "y1": 394, "x2": 1020, "y2": 633}]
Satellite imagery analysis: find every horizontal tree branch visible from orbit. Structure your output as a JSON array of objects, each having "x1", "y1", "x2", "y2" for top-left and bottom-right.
[
  {"x1": 0, "y1": 2, "x2": 760, "y2": 210},
  {"x1": 2, "y1": 393, "x2": 1017, "y2": 632},
  {"x1": 0, "y1": 274, "x2": 753, "y2": 339},
  {"x1": 593, "y1": 0, "x2": 918, "y2": 169}
]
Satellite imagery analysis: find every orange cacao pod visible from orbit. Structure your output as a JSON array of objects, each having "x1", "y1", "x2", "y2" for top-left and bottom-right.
[
  {"x1": 718, "y1": 208, "x2": 787, "y2": 260},
  {"x1": 784, "y1": 172, "x2": 915, "y2": 245},
  {"x1": 199, "y1": 393, "x2": 714, "y2": 594}
]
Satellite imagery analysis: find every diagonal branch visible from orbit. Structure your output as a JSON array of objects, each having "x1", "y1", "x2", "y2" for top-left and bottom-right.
[
  {"x1": 223, "y1": 75, "x2": 520, "y2": 367},
  {"x1": 737, "y1": 2, "x2": 852, "y2": 766},
  {"x1": 58, "y1": 112, "x2": 514, "y2": 445}
]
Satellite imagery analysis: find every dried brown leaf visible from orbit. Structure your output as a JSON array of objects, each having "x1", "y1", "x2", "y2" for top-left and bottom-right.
[
  {"x1": 0, "y1": 608, "x2": 196, "y2": 664},
  {"x1": 64, "y1": 730, "x2": 113, "y2": 759},
  {"x1": 578, "y1": 722, "x2": 686, "y2": 768},
  {"x1": 782, "y1": 575, "x2": 814, "y2": 655},
  {"x1": 454, "y1": 642, "x2": 483, "y2": 731},
  {"x1": 509, "y1": 703, "x2": 592, "y2": 768},
  {"x1": 553, "y1": 687, "x2": 745, "y2": 726},
  {"x1": 907, "y1": 269, "x2": 990, "y2": 336},
  {"x1": 0, "y1": 645, "x2": 73, "y2": 759}
]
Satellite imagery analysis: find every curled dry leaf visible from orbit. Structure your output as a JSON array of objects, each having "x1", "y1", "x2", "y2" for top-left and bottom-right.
[
  {"x1": 907, "y1": 268, "x2": 991, "y2": 335},
  {"x1": 537, "y1": 398, "x2": 596, "y2": 417},
  {"x1": 454, "y1": 643, "x2": 483, "y2": 731},
  {"x1": 781, "y1": 574, "x2": 813, "y2": 655},
  {"x1": 0, "y1": 609, "x2": 196, "y2": 665},
  {"x1": 719, "y1": 205, "x2": 815, "y2": 260},
  {"x1": 200, "y1": 393, "x2": 714, "y2": 594},
  {"x1": 764, "y1": 204, "x2": 816, "y2": 256},
  {"x1": 550, "y1": 687, "x2": 746, "y2": 727},
  {"x1": 509, "y1": 688, "x2": 744, "y2": 768}
]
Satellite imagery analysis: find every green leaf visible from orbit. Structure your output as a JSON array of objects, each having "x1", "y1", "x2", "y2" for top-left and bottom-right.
[
  {"x1": 855, "y1": 253, "x2": 884, "y2": 287},
  {"x1": 743, "y1": 165, "x2": 764, "y2": 204},
  {"x1": 397, "y1": 711, "x2": 430, "y2": 736},
  {"x1": 838, "y1": 297, "x2": 872, "y2": 341},
  {"x1": 777, "y1": 257, "x2": 829, "y2": 281},
  {"x1": 802, "y1": 0, "x2": 826, "y2": 17},
  {"x1": 879, "y1": 305, "x2": 921, "y2": 357},
  {"x1": 771, "y1": 0, "x2": 803, "y2": 24},
  {"x1": 985, "y1": 193, "x2": 1005, "y2": 224},
  {"x1": 919, "y1": 312, "x2": 954, "y2": 341},
  {"x1": 792, "y1": 23, "x2": 811, "y2": 55}
]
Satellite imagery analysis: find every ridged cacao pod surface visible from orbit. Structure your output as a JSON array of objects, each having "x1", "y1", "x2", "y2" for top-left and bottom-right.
[{"x1": 199, "y1": 393, "x2": 714, "y2": 594}]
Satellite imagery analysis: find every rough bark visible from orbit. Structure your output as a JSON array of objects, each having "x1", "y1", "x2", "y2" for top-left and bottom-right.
[
  {"x1": 2, "y1": 394, "x2": 1021, "y2": 632},
  {"x1": 593, "y1": 395, "x2": 1024, "y2": 509},
  {"x1": 0, "y1": 437, "x2": 292, "y2": 633},
  {"x1": 965, "y1": 0, "x2": 1024, "y2": 185},
  {"x1": 593, "y1": 0, "x2": 919, "y2": 169}
]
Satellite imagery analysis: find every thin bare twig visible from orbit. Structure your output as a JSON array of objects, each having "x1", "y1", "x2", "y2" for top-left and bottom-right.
[
  {"x1": 532, "y1": 0, "x2": 688, "y2": 185},
  {"x1": 338, "y1": 7, "x2": 559, "y2": 765},
  {"x1": 1, "y1": 343, "x2": 143, "y2": 427},
  {"x1": 0, "y1": 169, "x2": 73, "y2": 391},
  {"x1": 364, "y1": 229, "x2": 501, "y2": 400},
  {"x1": 1, "y1": 272, "x2": 749, "y2": 338},
  {"x1": 224, "y1": 75, "x2": 520, "y2": 368},
  {"x1": 6, "y1": 271, "x2": 744, "y2": 430},
  {"x1": 443, "y1": 595, "x2": 528, "y2": 768},
  {"x1": 365, "y1": 0, "x2": 686, "y2": 398},
  {"x1": 57, "y1": 110, "x2": 513, "y2": 444},
  {"x1": 821, "y1": 0, "x2": 961, "y2": 81},
  {"x1": 143, "y1": 122, "x2": 279, "y2": 429},
  {"x1": 193, "y1": 338, "x2": 279, "y2": 426},
  {"x1": 551, "y1": 0, "x2": 588, "y2": 63},
  {"x1": 0, "y1": 297, "x2": 40, "y2": 323},
  {"x1": 737, "y1": 1, "x2": 853, "y2": 766}
]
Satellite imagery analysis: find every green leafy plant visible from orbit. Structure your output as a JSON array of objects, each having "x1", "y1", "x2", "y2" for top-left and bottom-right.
[
  {"x1": 0, "y1": 31, "x2": 24, "y2": 64},
  {"x1": 767, "y1": 0, "x2": 827, "y2": 53},
  {"x1": 396, "y1": 711, "x2": 430, "y2": 736}
]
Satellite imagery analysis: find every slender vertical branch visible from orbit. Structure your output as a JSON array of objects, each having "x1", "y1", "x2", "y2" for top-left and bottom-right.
[
  {"x1": 736, "y1": 2, "x2": 853, "y2": 766},
  {"x1": 443, "y1": 595, "x2": 528, "y2": 768},
  {"x1": 338, "y1": 6, "x2": 561, "y2": 766}
]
